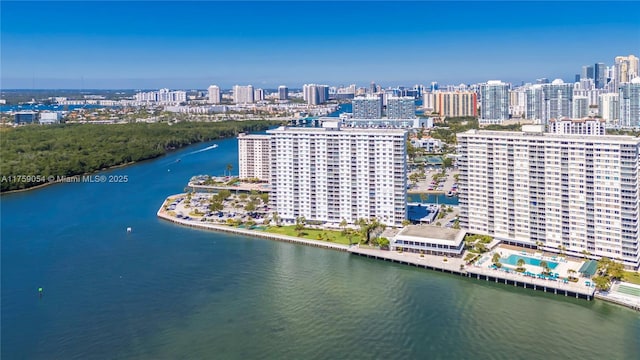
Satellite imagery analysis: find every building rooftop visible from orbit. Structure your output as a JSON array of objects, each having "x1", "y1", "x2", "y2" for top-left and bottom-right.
[
  {"x1": 267, "y1": 126, "x2": 407, "y2": 135},
  {"x1": 398, "y1": 225, "x2": 463, "y2": 242},
  {"x1": 459, "y1": 129, "x2": 640, "y2": 143}
]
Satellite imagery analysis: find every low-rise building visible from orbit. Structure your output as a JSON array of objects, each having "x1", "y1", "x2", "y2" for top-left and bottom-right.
[{"x1": 392, "y1": 225, "x2": 467, "y2": 257}]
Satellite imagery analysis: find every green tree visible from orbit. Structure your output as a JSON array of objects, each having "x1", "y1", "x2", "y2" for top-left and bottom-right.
[
  {"x1": 378, "y1": 237, "x2": 390, "y2": 250},
  {"x1": 492, "y1": 253, "x2": 501, "y2": 265},
  {"x1": 209, "y1": 200, "x2": 223, "y2": 212},
  {"x1": 339, "y1": 218, "x2": 348, "y2": 234},
  {"x1": 517, "y1": 258, "x2": 525, "y2": 269},
  {"x1": 540, "y1": 260, "x2": 549, "y2": 274},
  {"x1": 592, "y1": 276, "x2": 611, "y2": 291},
  {"x1": 295, "y1": 216, "x2": 306, "y2": 232},
  {"x1": 272, "y1": 212, "x2": 281, "y2": 226},
  {"x1": 245, "y1": 202, "x2": 256, "y2": 211},
  {"x1": 442, "y1": 157, "x2": 453, "y2": 169},
  {"x1": 402, "y1": 219, "x2": 411, "y2": 227}
]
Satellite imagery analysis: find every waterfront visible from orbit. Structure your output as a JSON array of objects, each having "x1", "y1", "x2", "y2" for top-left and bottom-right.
[{"x1": 2, "y1": 137, "x2": 639, "y2": 359}]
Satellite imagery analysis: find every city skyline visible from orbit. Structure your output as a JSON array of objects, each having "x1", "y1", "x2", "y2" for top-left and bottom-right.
[{"x1": 2, "y1": 1, "x2": 639, "y2": 89}]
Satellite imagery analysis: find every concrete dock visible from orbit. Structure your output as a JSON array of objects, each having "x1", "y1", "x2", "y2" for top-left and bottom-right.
[{"x1": 348, "y1": 247, "x2": 596, "y2": 300}]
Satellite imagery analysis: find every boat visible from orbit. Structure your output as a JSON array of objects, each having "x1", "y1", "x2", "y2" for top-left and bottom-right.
[{"x1": 212, "y1": 144, "x2": 218, "y2": 148}]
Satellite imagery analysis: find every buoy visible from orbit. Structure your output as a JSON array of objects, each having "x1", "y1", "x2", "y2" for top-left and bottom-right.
[
  {"x1": 127, "y1": 227, "x2": 132, "y2": 233},
  {"x1": 38, "y1": 287, "x2": 43, "y2": 297}
]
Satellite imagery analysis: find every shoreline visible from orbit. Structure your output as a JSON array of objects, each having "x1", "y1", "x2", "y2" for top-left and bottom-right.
[
  {"x1": 156, "y1": 195, "x2": 640, "y2": 312},
  {"x1": 1, "y1": 160, "x2": 139, "y2": 195}
]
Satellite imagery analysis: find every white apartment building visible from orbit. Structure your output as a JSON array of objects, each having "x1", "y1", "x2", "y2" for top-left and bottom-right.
[
  {"x1": 457, "y1": 128, "x2": 640, "y2": 269},
  {"x1": 208, "y1": 85, "x2": 221, "y2": 104},
  {"x1": 547, "y1": 118, "x2": 605, "y2": 136},
  {"x1": 386, "y1": 96, "x2": 416, "y2": 119},
  {"x1": 238, "y1": 133, "x2": 272, "y2": 181},
  {"x1": 352, "y1": 96, "x2": 382, "y2": 118},
  {"x1": 267, "y1": 122, "x2": 408, "y2": 227},
  {"x1": 598, "y1": 93, "x2": 619, "y2": 125},
  {"x1": 233, "y1": 85, "x2": 255, "y2": 104}
]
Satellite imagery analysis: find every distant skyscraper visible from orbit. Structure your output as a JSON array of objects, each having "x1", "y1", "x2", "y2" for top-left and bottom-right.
[
  {"x1": 431, "y1": 91, "x2": 478, "y2": 117},
  {"x1": 536, "y1": 78, "x2": 550, "y2": 84},
  {"x1": 352, "y1": 96, "x2": 382, "y2": 118},
  {"x1": 207, "y1": 85, "x2": 221, "y2": 104},
  {"x1": 370, "y1": 81, "x2": 377, "y2": 95},
  {"x1": 575, "y1": 74, "x2": 581, "y2": 83},
  {"x1": 614, "y1": 55, "x2": 640, "y2": 88},
  {"x1": 278, "y1": 85, "x2": 288, "y2": 100},
  {"x1": 386, "y1": 96, "x2": 416, "y2": 119},
  {"x1": 303, "y1": 84, "x2": 329, "y2": 105},
  {"x1": 581, "y1": 65, "x2": 594, "y2": 80},
  {"x1": 542, "y1": 79, "x2": 573, "y2": 123},
  {"x1": 525, "y1": 85, "x2": 544, "y2": 122},
  {"x1": 594, "y1": 62, "x2": 606, "y2": 89},
  {"x1": 233, "y1": 85, "x2": 255, "y2": 104},
  {"x1": 572, "y1": 96, "x2": 589, "y2": 118},
  {"x1": 479, "y1": 80, "x2": 510, "y2": 124},
  {"x1": 254, "y1": 88, "x2": 264, "y2": 102},
  {"x1": 619, "y1": 77, "x2": 640, "y2": 128},
  {"x1": 430, "y1": 82, "x2": 439, "y2": 91},
  {"x1": 598, "y1": 93, "x2": 619, "y2": 125}
]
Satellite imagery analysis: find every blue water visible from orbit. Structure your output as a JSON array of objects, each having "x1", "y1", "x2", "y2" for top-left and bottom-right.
[
  {"x1": 2, "y1": 134, "x2": 639, "y2": 359},
  {"x1": 503, "y1": 255, "x2": 559, "y2": 270},
  {"x1": 407, "y1": 193, "x2": 459, "y2": 205}
]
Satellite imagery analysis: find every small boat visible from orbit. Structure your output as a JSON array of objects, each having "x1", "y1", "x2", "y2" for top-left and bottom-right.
[{"x1": 212, "y1": 144, "x2": 219, "y2": 148}]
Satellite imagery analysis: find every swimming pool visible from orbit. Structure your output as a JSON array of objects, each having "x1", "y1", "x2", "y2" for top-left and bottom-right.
[{"x1": 501, "y1": 255, "x2": 559, "y2": 269}]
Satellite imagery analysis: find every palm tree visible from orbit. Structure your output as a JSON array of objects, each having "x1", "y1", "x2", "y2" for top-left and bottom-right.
[
  {"x1": 339, "y1": 218, "x2": 348, "y2": 234},
  {"x1": 535, "y1": 241, "x2": 544, "y2": 256},
  {"x1": 517, "y1": 258, "x2": 526, "y2": 269},
  {"x1": 226, "y1": 163, "x2": 233, "y2": 177},
  {"x1": 581, "y1": 250, "x2": 591, "y2": 259},
  {"x1": 492, "y1": 253, "x2": 501, "y2": 265},
  {"x1": 540, "y1": 260, "x2": 549, "y2": 275}
]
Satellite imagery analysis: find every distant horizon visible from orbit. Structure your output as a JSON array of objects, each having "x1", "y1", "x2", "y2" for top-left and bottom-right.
[{"x1": 2, "y1": 1, "x2": 639, "y2": 89}]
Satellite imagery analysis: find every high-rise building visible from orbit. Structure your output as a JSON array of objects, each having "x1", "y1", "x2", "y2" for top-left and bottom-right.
[
  {"x1": 207, "y1": 85, "x2": 221, "y2": 104},
  {"x1": 595, "y1": 62, "x2": 607, "y2": 89},
  {"x1": 352, "y1": 96, "x2": 382, "y2": 118},
  {"x1": 303, "y1": 84, "x2": 329, "y2": 105},
  {"x1": 268, "y1": 122, "x2": 408, "y2": 227},
  {"x1": 386, "y1": 96, "x2": 416, "y2": 119},
  {"x1": 254, "y1": 88, "x2": 264, "y2": 102},
  {"x1": 614, "y1": 55, "x2": 640, "y2": 87},
  {"x1": 238, "y1": 133, "x2": 271, "y2": 181},
  {"x1": 598, "y1": 93, "x2": 619, "y2": 125},
  {"x1": 278, "y1": 85, "x2": 289, "y2": 101},
  {"x1": 572, "y1": 96, "x2": 589, "y2": 118},
  {"x1": 134, "y1": 88, "x2": 186, "y2": 104},
  {"x1": 525, "y1": 85, "x2": 544, "y2": 122},
  {"x1": 233, "y1": 85, "x2": 255, "y2": 104},
  {"x1": 619, "y1": 77, "x2": 640, "y2": 128},
  {"x1": 431, "y1": 91, "x2": 477, "y2": 117},
  {"x1": 479, "y1": 80, "x2": 509, "y2": 124},
  {"x1": 542, "y1": 79, "x2": 573, "y2": 124},
  {"x1": 581, "y1": 65, "x2": 594, "y2": 80},
  {"x1": 457, "y1": 128, "x2": 640, "y2": 269}
]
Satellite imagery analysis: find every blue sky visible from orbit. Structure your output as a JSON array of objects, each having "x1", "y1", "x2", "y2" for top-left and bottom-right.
[{"x1": 1, "y1": 1, "x2": 639, "y2": 89}]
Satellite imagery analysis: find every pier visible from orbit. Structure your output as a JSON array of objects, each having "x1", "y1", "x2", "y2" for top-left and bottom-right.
[{"x1": 348, "y1": 247, "x2": 596, "y2": 300}]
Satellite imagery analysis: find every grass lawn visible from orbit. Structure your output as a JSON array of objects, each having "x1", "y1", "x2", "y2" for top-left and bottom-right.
[
  {"x1": 263, "y1": 225, "x2": 362, "y2": 246},
  {"x1": 623, "y1": 271, "x2": 640, "y2": 285}
]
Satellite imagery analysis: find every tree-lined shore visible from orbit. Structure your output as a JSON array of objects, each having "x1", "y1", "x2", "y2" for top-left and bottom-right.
[{"x1": 0, "y1": 120, "x2": 281, "y2": 192}]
